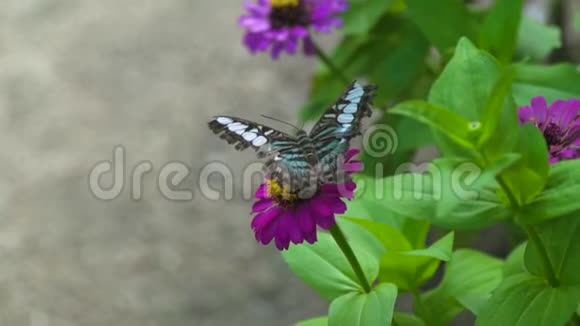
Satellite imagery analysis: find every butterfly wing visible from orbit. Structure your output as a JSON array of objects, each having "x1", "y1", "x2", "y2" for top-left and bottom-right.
[
  {"x1": 209, "y1": 116, "x2": 309, "y2": 189},
  {"x1": 309, "y1": 81, "x2": 376, "y2": 181},
  {"x1": 208, "y1": 116, "x2": 293, "y2": 152}
]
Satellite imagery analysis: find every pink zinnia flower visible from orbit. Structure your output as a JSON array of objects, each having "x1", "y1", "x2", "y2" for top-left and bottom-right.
[
  {"x1": 518, "y1": 96, "x2": 580, "y2": 163},
  {"x1": 239, "y1": 0, "x2": 348, "y2": 59},
  {"x1": 251, "y1": 149, "x2": 362, "y2": 250}
]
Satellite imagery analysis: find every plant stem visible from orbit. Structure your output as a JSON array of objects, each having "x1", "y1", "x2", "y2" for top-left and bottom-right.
[
  {"x1": 493, "y1": 173, "x2": 560, "y2": 287},
  {"x1": 312, "y1": 40, "x2": 350, "y2": 85},
  {"x1": 495, "y1": 176, "x2": 519, "y2": 209},
  {"x1": 329, "y1": 224, "x2": 372, "y2": 293}
]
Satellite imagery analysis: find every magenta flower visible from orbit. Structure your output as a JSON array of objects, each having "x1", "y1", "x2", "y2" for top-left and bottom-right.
[
  {"x1": 239, "y1": 0, "x2": 348, "y2": 59},
  {"x1": 518, "y1": 96, "x2": 580, "y2": 163},
  {"x1": 251, "y1": 149, "x2": 362, "y2": 250}
]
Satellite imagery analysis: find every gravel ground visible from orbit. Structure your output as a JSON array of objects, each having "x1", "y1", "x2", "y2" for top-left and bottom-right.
[{"x1": 0, "y1": 1, "x2": 327, "y2": 325}]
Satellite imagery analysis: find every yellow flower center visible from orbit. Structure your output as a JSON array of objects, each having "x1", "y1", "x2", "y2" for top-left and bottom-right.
[
  {"x1": 267, "y1": 179, "x2": 298, "y2": 207},
  {"x1": 270, "y1": 0, "x2": 300, "y2": 8}
]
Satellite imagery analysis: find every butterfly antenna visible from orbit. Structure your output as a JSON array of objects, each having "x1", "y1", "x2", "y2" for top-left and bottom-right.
[{"x1": 260, "y1": 115, "x2": 301, "y2": 131}]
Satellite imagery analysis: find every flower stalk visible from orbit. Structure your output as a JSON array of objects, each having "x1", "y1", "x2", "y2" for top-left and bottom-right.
[
  {"x1": 312, "y1": 40, "x2": 350, "y2": 85},
  {"x1": 329, "y1": 224, "x2": 372, "y2": 293},
  {"x1": 524, "y1": 225, "x2": 559, "y2": 287},
  {"x1": 494, "y1": 174, "x2": 560, "y2": 287}
]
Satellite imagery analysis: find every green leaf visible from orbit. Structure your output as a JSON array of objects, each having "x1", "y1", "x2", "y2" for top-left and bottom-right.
[
  {"x1": 420, "y1": 249, "x2": 504, "y2": 324},
  {"x1": 430, "y1": 156, "x2": 517, "y2": 229},
  {"x1": 476, "y1": 274, "x2": 580, "y2": 326},
  {"x1": 403, "y1": 232, "x2": 454, "y2": 261},
  {"x1": 524, "y1": 214, "x2": 580, "y2": 285},
  {"x1": 519, "y1": 160, "x2": 580, "y2": 224},
  {"x1": 353, "y1": 156, "x2": 516, "y2": 230},
  {"x1": 515, "y1": 16, "x2": 561, "y2": 62},
  {"x1": 428, "y1": 37, "x2": 510, "y2": 157},
  {"x1": 379, "y1": 233, "x2": 454, "y2": 291},
  {"x1": 478, "y1": 0, "x2": 524, "y2": 64},
  {"x1": 368, "y1": 17, "x2": 431, "y2": 104},
  {"x1": 328, "y1": 283, "x2": 397, "y2": 326},
  {"x1": 389, "y1": 100, "x2": 477, "y2": 150},
  {"x1": 393, "y1": 313, "x2": 426, "y2": 326},
  {"x1": 478, "y1": 68, "x2": 515, "y2": 148},
  {"x1": 500, "y1": 124, "x2": 549, "y2": 205},
  {"x1": 295, "y1": 317, "x2": 328, "y2": 326},
  {"x1": 341, "y1": 0, "x2": 393, "y2": 35},
  {"x1": 337, "y1": 217, "x2": 386, "y2": 262},
  {"x1": 344, "y1": 218, "x2": 412, "y2": 252},
  {"x1": 282, "y1": 232, "x2": 379, "y2": 301},
  {"x1": 402, "y1": 219, "x2": 431, "y2": 250},
  {"x1": 351, "y1": 173, "x2": 436, "y2": 224},
  {"x1": 405, "y1": 0, "x2": 478, "y2": 52},
  {"x1": 503, "y1": 242, "x2": 527, "y2": 277},
  {"x1": 511, "y1": 63, "x2": 580, "y2": 107}
]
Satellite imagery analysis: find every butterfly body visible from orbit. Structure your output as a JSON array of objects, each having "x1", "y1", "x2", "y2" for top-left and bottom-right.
[{"x1": 208, "y1": 81, "x2": 376, "y2": 199}]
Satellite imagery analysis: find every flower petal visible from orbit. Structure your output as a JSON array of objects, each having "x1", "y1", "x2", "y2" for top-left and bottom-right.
[
  {"x1": 255, "y1": 183, "x2": 268, "y2": 199},
  {"x1": 316, "y1": 214, "x2": 336, "y2": 229},
  {"x1": 297, "y1": 204, "x2": 316, "y2": 234},
  {"x1": 517, "y1": 106, "x2": 534, "y2": 124},
  {"x1": 252, "y1": 198, "x2": 274, "y2": 213},
  {"x1": 531, "y1": 96, "x2": 548, "y2": 123}
]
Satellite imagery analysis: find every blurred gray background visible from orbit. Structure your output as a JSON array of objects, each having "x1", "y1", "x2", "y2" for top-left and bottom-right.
[
  {"x1": 0, "y1": 0, "x2": 327, "y2": 325},
  {"x1": 1, "y1": 0, "x2": 578, "y2": 325}
]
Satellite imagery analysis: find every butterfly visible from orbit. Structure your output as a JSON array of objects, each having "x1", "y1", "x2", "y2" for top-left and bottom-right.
[{"x1": 208, "y1": 81, "x2": 376, "y2": 199}]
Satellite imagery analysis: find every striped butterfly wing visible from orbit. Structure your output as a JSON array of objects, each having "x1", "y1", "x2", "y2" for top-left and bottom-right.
[
  {"x1": 209, "y1": 116, "x2": 310, "y2": 189},
  {"x1": 309, "y1": 81, "x2": 376, "y2": 182},
  {"x1": 208, "y1": 116, "x2": 293, "y2": 153}
]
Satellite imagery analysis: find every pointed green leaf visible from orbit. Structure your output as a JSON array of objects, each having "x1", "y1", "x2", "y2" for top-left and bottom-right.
[
  {"x1": 389, "y1": 100, "x2": 477, "y2": 150},
  {"x1": 478, "y1": 68, "x2": 515, "y2": 147},
  {"x1": 524, "y1": 214, "x2": 580, "y2": 285},
  {"x1": 428, "y1": 38, "x2": 513, "y2": 157},
  {"x1": 476, "y1": 274, "x2": 580, "y2": 326},
  {"x1": 520, "y1": 160, "x2": 580, "y2": 224},
  {"x1": 478, "y1": 0, "x2": 524, "y2": 64},
  {"x1": 379, "y1": 233, "x2": 454, "y2": 290},
  {"x1": 500, "y1": 124, "x2": 549, "y2": 205},
  {"x1": 282, "y1": 232, "x2": 379, "y2": 301},
  {"x1": 328, "y1": 283, "x2": 398, "y2": 326},
  {"x1": 420, "y1": 249, "x2": 504, "y2": 324},
  {"x1": 344, "y1": 218, "x2": 412, "y2": 252}
]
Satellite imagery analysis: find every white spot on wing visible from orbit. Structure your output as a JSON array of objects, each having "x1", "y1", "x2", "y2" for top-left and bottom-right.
[
  {"x1": 338, "y1": 114, "x2": 354, "y2": 123},
  {"x1": 347, "y1": 87, "x2": 364, "y2": 98},
  {"x1": 264, "y1": 130, "x2": 274, "y2": 136},
  {"x1": 343, "y1": 103, "x2": 358, "y2": 113},
  {"x1": 324, "y1": 113, "x2": 336, "y2": 118},
  {"x1": 216, "y1": 117, "x2": 233, "y2": 124},
  {"x1": 242, "y1": 132, "x2": 257, "y2": 141},
  {"x1": 228, "y1": 123, "x2": 247, "y2": 132},
  {"x1": 252, "y1": 136, "x2": 268, "y2": 147}
]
